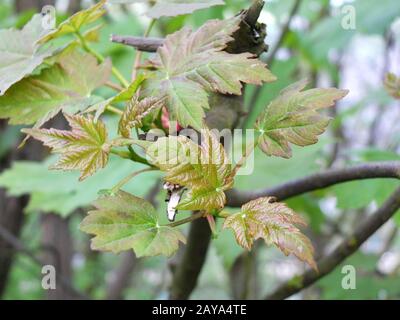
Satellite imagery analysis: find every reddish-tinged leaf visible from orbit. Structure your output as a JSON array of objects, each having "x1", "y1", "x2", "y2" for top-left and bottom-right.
[
  {"x1": 143, "y1": 129, "x2": 233, "y2": 211},
  {"x1": 142, "y1": 16, "x2": 276, "y2": 129},
  {"x1": 223, "y1": 197, "x2": 317, "y2": 270},
  {"x1": 23, "y1": 113, "x2": 111, "y2": 180},
  {"x1": 255, "y1": 79, "x2": 348, "y2": 159}
]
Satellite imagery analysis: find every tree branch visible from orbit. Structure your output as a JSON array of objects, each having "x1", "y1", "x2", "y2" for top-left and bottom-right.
[
  {"x1": 169, "y1": 216, "x2": 212, "y2": 300},
  {"x1": 265, "y1": 186, "x2": 400, "y2": 300},
  {"x1": 226, "y1": 161, "x2": 400, "y2": 207}
]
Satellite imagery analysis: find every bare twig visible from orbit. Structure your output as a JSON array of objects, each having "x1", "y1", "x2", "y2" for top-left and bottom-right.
[
  {"x1": 226, "y1": 161, "x2": 400, "y2": 207},
  {"x1": 265, "y1": 186, "x2": 400, "y2": 300}
]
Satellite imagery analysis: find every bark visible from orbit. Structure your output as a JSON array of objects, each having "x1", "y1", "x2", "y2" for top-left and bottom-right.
[{"x1": 226, "y1": 161, "x2": 400, "y2": 207}]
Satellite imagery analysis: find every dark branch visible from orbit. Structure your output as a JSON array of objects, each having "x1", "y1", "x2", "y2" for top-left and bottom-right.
[
  {"x1": 265, "y1": 186, "x2": 400, "y2": 300},
  {"x1": 169, "y1": 216, "x2": 212, "y2": 300},
  {"x1": 226, "y1": 161, "x2": 400, "y2": 207}
]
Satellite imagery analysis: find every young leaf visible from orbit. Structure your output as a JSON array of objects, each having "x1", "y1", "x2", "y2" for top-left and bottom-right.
[
  {"x1": 80, "y1": 190, "x2": 186, "y2": 257},
  {"x1": 39, "y1": 0, "x2": 107, "y2": 43},
  {"x1": 255, "y1": 80, "x2": 348, "y2": 159},
  {"x1": 142, "y1": 16, "x2": 276, "y2": 130},
  {"x1": 384, "y1": 73, "x2": 400, "y2": 99},
  {"x1": 22, "y1": 113, "x2": 111, "y2": 181},
  {"x1": 223, "y1": 197, "x2": 317, "y2": 270},
  {"x1": 0, "y1": 14, "x2": 55, "y2": 95},
  {"x1": 110, "y1": 0, "x2": 224, "y2": 18},
  {"x1": 144, "y1": 129, "x2": 234, "y2": 211},
  {"x1": 0, "y1": 49, "x2": 111, "y2": 128},
  {"x1": 118, "y1": 95, "x2": 165, "y2": 137}
]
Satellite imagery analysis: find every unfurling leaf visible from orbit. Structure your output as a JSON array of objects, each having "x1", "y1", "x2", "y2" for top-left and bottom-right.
[
  {"x1": 39, "y1": 0, "x2": 107, "y2": 43},
  {"x1": 142, "y1": 16, "x2": 276, "y2": 130},
  {"x1": 143, "y1": 129, "x2": 233, "y2": 211},
  {"x1": 23, "y1": 113, "x2": 111, "y2": 181},
  {"x1": 118, "y1": 96, "x2": 165, "y2": 137},
  {"x1": 0, "y1": 14, "x2": 55, "y2": 95},
  {"x1": 384, "y1": 73, "x2": 400, "y2": 99},
  {"x1": 255, "y1": 80, "x2": 348, "y2": 159},
  {"x1": 80, "y1": 190, "x2": 186, "y2": 257},
  {"x1": 223, "y1": 197, "x2": 317, "y2": 270},
  {"x1": 110, "y1": 0, "x2": 224, "y2": 18},
  {"x1": 0, "y1": 50, "x2": 111, "y2": 128}
]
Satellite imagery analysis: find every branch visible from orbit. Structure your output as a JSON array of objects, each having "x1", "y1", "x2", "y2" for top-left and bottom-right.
[
  {"x1": 226, "y1": 161, "x2": 400, "y2": 207},
  {"x1": 169, "y1": 216, "x2": 212, "y2": 300},
  {"x1": 265, "y1": 186, "x2": 400, "y2": 300},
  {"x1": 110, "y1": 0, "x2": 267, "y2": 53}
]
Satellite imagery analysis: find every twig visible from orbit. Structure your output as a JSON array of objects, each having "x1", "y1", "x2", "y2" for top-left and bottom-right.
[
  {"x1": 110, "y1": 35, "x2": 163, "y2": 52},
  {"x1": 226, "y1": 161, "x2": 400, "y2": 207},
  {"x1": 264, "y1": 186, "x2": 400, "y2": 300},
  {"x1": 132, "y1": 19, "x2": 156, "y2": 80}
]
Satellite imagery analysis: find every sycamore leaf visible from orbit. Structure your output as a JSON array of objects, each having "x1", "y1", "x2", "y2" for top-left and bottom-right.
[
  {"x1": 80, "y1": 190, "x2": 186, "y2": 257},
  {"x1": 384, "y1": 73, "x2": 400, "y2": 99},
  {"x1": 0, "y1": 14, "x2": 55, "y2": 95},
  {"x1": 22, "y1": 113, "x2": 111, "y2": 181},
  {"x1": 223, "y1": 197, "x2": 317, "y2": 270},
  {"x1": 110, "y1": 0, "x2": 224, "y2": 18},
  {"x1": 39, "y1": 0, "x2": 107, "y2": 43},
  {"x1": 255, "y1": 80, "x2": 348, "y2": 159},
  {"x1": 118, "y1": 95, "x2": 165, "y2": 137},
  {"x1": 142, "y1": 16, "x2": 276, "y2": 130},
  {"x1": 0, "y1": 49, "x2": 111, "y2": 128},
  {"x1": 144, "y1": 129, "x2": 233, "y2": 211}
]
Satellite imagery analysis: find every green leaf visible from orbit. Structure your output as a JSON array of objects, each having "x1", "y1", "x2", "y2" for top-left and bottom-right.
[
  {"x1": 80, "y1": 190, "x2": 186, "y2": 257},
  {"x1": 22, "y1": 113, "x2": 111, "y2": 181},
  {"x1": 0, "y1": 14, "x2": 54, "y2": 95},
  {"x1": 144, "y1": 128, "x2": 234, "y2": 211},
  {"x1": 0, "y1": 49, "x2": 111, "y2": 127},
  {"x1": 384, "y1": 72, "x2": 400, "y2": 99},
  {"x1": 118, "y1": 95, "x2": 165, "y2": 137},
  {"x1": 142, "y1": 16, "x2": 276, "y2": 129},
  {"x1": 39, "y1": 0, "x2": 107, "y2": 43},
  {"x1": 110, "y1": 0, "x2": 225, "y2": 18},
  {"x1": 223, "y1": 197, "x2": 316, "y2": 270},
  {"x1": 255, "y1": 79, "x2": 348, "y2": 158}
]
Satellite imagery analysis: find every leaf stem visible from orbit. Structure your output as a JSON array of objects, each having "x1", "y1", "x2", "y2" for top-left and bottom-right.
[
  {"x1": 107, "y1": 105, "x2": 124, "y2": 115},
  {"x1": 231, "y1": 139, "x2": 259, "y2": 177},
  {"x1": 132, "y1": 19, "x2": 156, "y2": 80},
  {"x1": 165, "y1": 211, "x2": 205, "y2": 228},
  {"x1": 75, "y1": 32, "x2": 130, "y2": 88},
  {"x1": 111, "y1": 147, "x2": 155, "y2": 168},
  {"x1": 110, "y1": 168, "x2": 156, "y2": 194}
]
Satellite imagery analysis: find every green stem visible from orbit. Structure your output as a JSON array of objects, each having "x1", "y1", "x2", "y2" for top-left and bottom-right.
[
  {"x1": 110, "y1": 168, "x2": 156, "y2": 194},
  {"x1": 165, "y1": 211, "x2": 205, "y2": 228},
  {"x1": 111, "y1": 147, "x2": 154, "y2": 168},
  {"x1": 107, "y1": 105, "x2": 123, "y2": 115},
  {"x1": 132, "y1": 19, "x2": 156, "y2": 80},
  {"x1": 231, "y1": 139, "x2": 259, "y2": 177},
  {"x1": 75, "y1": 32, "x2": 130, "y2": 88}
]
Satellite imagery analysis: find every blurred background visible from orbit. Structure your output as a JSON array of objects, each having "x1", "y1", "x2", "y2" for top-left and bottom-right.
[{"x1": 0, "y1": 0, "x2": 400, "y2": 300}]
